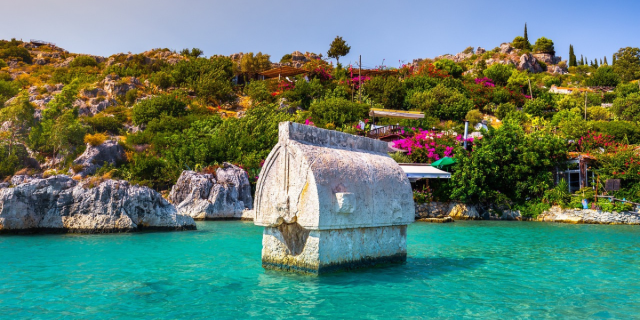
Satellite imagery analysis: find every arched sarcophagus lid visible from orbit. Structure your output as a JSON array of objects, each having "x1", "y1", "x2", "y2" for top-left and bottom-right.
[{"x1": 254, "y1": 122, "x2": 414, "y2": 230}]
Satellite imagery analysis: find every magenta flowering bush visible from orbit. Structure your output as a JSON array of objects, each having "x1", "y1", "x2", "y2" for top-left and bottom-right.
[
  {"x1": 474, "y1": 77, "x2": 495, "y2": 87},
  {"x1": 392, "y1": 129, "x2": 460, "y2": 163}
]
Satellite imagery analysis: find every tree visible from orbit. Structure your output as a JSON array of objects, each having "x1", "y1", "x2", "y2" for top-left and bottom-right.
[
  {"x1": 612, "y1": 93, "x2": 640, "y2": 122},
  {"x1": 363, "y1": 76, "x2": 406, "y2": 109},
  {"x1": 604, "y1": 56, "x2": 608, "y2": 65},
  {"x1": 612, "y1": 47, "x2": 640, "y2": 82},
  {"x1": 612, "y1": 54, "x2": 617, "y2": 65},
  {"x1": 180, "y1": 48, "x2": 203, "y2": 58},
  {"x1": 240, "y1": 52, "x2": 272, "y2": 79},
  {"x1": 594, "y1": 59, "x2": 599, "y2": 68},
  {"x1": 50, "y1": 110, "x2": 86, "y2": 162},
  {"x1": 533, "y1": 37, "x2": 555, "y2": 55},
  {"x1": 409, "y1": 84, "x2": 473, "y2": 120},
  {"x1": 451, "y1": 120, "x2": 568, "y2": 204},
  {"x1": 587, "y1": 65, "x2": 620, "y2": 87},
  {"x1": 327, "y1": 36, "x2": 351, "y2": 65},
  {"x1": 309, "y1": 97, "x2": 370, "y2": 127},
  {"x1": 433, "y1": 59, "x2": 463, "y2": 78},
  {"x1": 524, "y1": 23, "x2": 529, "y2": 43},
  {"x1": 580, "y1": 55, "x2": 584, "y2": 66},
  {"x1": 512, "y1": 36, "x2": 531, "y2": 50},
  {"x1": 483, "y1": 63, "x2": 514, "y2": 86},
  {"x1": 523, "y1": 98, "x2": 548, "y2": 117},
  {"x1": 569, "y1": 45, "x2": 577, "y2": 67},
  {"x1": 0, "y1": 91, "x2": 34, "y2": 156}
]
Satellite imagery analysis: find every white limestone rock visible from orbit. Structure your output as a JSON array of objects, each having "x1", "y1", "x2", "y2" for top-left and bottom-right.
[
  {"x1": 538, "y1": 206, "x2": 640, "y2": 224},
  {"x1": 168, "y1": 163, "x2": 253, "y2": 220},
  {"x1": 0, "y1": 175, "x2": 196, "y2": 233},
  {"x1": 72, "y1": 140, "x2": 126, "y2": 177}
]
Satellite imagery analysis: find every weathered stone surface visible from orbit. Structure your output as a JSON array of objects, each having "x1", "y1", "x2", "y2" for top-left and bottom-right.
[
  {"x1": 255, "y1": 122, "x2": 414, "y2": 274},
  {"x1": 0, "y1": 175, "x2": 196, "y2": 233},
  {"x1": 518, "y1": 54, "x2": 543, "y2": 73},
  {"x1": 476, "y1": 47, "x2": 486, "y2": 55},
  {"x1": 72, "y1": 140, "x2": 126, "y2": 176},
  {"x1": 532, "y1": 53, "x2": 561, "y2": 65},
  {"x1": 500, "y1": 43, "x2": 513, "y2": 54},
  {"x1": 168, "y1": 164, "x2": 253, "y2": 220},
  {"x1": 537, "y1": 206, "x2": 640, "y2": 225},
  {"x1": 415, "y1": 202, "x2": 482, "y2": 220}
]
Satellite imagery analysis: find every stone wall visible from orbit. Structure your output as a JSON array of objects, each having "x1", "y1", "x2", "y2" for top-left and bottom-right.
[{"x1": 537, "y1": 206, "x2": 640, "y2": 225}]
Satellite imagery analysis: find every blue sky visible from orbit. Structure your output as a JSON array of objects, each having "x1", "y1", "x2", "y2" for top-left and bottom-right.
[{"x1": 2, "y1": 0, "x2": 638, "y2": 67}]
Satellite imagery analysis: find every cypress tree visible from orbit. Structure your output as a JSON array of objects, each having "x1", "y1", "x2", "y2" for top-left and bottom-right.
[
  {"x1": 600, "y1": 58, "x2": 603, "y2": 65},
  {"x1": 524, "y1": 23, "x2": 529, "y2": 43},
  {"x1": 580, "y1": 55, "x2": 584, "y2": 65},
  {"x1": 604, "y1": 56, "x2": 608, "y2": 65},
  {"x1": 569, "y1": 45, "x2": 577, "y2": 67},
  {"x1": 612, "y1": 55, "x2": 616, "y2": 65},
  {"x1": 594, "y1": 59, "x2": 599, "y2": 68}
]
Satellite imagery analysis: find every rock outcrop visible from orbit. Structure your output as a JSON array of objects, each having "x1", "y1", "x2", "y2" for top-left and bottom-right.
[
  {"x1": 168, "y1": 163, "x2": 253, "y2": 220},
  {"x1": 518, "y1": 54, "x2": 544, "y2": 73},
  {"x1": 537, "y1": 206, "x2": 640, "y2": 225},
  {"x1": 0, "y1": 175, "x2": 196, "y2": 233},
  {"x1": 72, "y1": 140, "x2": 126, "y2": 177}
]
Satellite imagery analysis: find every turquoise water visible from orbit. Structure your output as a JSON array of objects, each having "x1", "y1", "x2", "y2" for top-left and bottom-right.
[{"x1": 1, "y1": 221, "x2": 639, "y2": 319}]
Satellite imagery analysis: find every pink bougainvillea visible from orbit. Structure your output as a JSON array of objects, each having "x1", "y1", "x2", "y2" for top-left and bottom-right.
[{"x1": 392, "y1": 129, "x2": 464, "y2": 163}]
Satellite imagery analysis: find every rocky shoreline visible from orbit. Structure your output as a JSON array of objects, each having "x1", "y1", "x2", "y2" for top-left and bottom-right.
[
  {"x1": 0, "y1": 175, "x2": 196, "y2": 234},
  {"x1": 537, "y1": 206, "x2": 640, "y2": 225},
  {"x1": 415, "y1": 202, "x2": 640, "y2": 225}
]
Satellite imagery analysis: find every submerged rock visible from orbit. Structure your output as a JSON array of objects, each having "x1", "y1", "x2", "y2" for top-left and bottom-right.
[
  {"x1": 0, "y1": 175, "x2": 196, "y2": 233},
  {"x1": 168, "y1": 163, "x2": 253, "y2": 220}
]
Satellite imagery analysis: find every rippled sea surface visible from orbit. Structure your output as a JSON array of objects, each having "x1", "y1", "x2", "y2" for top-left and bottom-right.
[{"x1": 1, "y1": 221, "x2": 639, "y2": 319}]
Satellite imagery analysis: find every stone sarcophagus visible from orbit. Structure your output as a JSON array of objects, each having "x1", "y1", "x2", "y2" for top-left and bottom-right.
[{"x1": 254, "y1": 122, "x2": 414, "y2": 274}]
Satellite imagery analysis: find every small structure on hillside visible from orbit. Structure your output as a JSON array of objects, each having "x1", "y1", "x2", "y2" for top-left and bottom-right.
[
  {"x1": 254, "y1": 122, "x2": 414, "y2": 274},
  {"x1": 556, "y1": 152, "x2": 596, "y2": 193}
]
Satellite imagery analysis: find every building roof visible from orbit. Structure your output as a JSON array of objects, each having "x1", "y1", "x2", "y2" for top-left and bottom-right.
[
  {"x1": 258, "y1": 66, "x2": 308, "y2": 79},
  {"x1": 369, "y1": 108, "x2": 424, "y2": 119},
  {"x1": 398, "y1": 163, "x2": 451, "y2": 181}
]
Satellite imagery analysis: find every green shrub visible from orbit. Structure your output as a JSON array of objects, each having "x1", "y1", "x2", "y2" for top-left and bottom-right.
[
  {"x1": 434, "y1": 59, "x2": 463, "y2": 78},
  {"x1": 591, "y1": 121, "x2": 640, "y2": 144},
  {"x1": 245, "y1": 80, "x2": 273, "y2": 103},
  {"x1": 410, "y1": 84, "x2": 473, "y2": 120},
  {"x1": 151, "y1": 71, "x2": 173, "y2": 89},
  {"x1": 69, "y1": 56, "x2": 97, "y2": 68},
  {"x1": 543, "y1": 76, "x2": 562, "y2": 88},
  {"x1": 132, "y1": 95, "x2": 188, "y2": 125},
  {"x1": 0, "y1": 59, "x2": 7, "y2": 68},
  {"x1": 523, "y1": 98, "x2": 548, "y2": 117},
  {"x1": 309, "y1": 97, "x2": 370, "y2": 127},
  {"x1": 483, "y1": 63, "x2": 514, "y2": 86},
  {"x1": 125, "y1": 89, "x2": 138, "y2": 106},
  {"x1": 0, "y1": 46, "x2": 31, "y2": 64},
  {"x1": 465, "y1": 109, "x2": 483, "y2": 126},
  {"x1": 533, "y1": 37, "x2": 555, "y2": 55},
  {"x1": 543, "y1": 179, "x2": 570, "y2": 207},
  {"x1": 496, "y1": 102, "x2": 517, "y2": 120},
  {"x1": 512, "y1": 36, "x2": 531, "y2": 50},
  {"x1": 515, "y1": 201, "x2": 551, "y2": 218},
  {"x1": 84, "y1": 114, "x2": 123, "y2": 134},
  {"x1": 363, "y1": 76, "x2": 405, "y2": 109}
]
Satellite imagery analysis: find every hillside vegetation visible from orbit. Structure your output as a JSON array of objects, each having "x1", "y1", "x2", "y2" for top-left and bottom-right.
[{"x1": 1, "y1": 31, "x2": 640, "y2": 212}]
